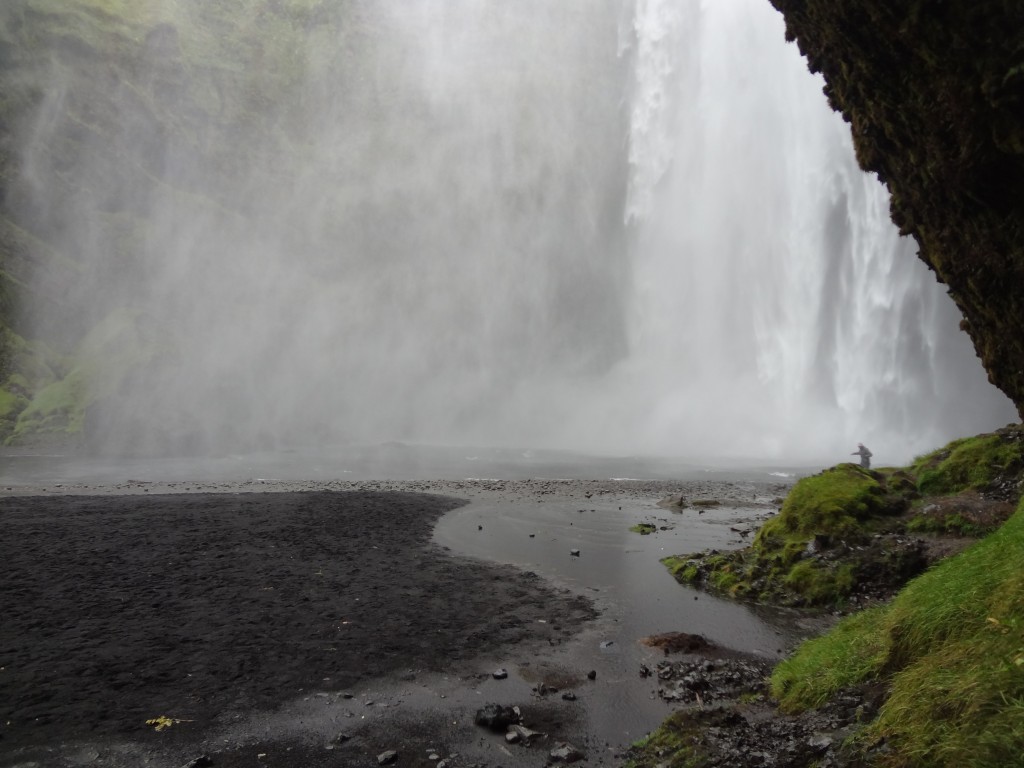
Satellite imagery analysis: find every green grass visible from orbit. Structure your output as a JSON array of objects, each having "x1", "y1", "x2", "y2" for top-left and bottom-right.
[
  {"x1": 913, "y1": 433, "x2": 1024, "y2": 496},
  {"x1": 661, "y1": 464, "x2": 910, "y2": 607},
  {"x1": 631, "y1": 523, "x2": 658, "y2": 535},
  {"x1": 761, "y1": 463, "x2": 889, "y2": 540},
  {"x1": 771, "y1": 497, "x2": 1024, "y2": 766},
  {"x1": 906, "y1": 511, "x2": 991, "y2": 537}
]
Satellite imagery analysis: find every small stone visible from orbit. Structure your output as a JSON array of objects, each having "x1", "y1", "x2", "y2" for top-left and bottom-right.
[
  {"x1": 561, "y1": 691, "x2": 577, "y2": 701},
  {"x1": 507, "y1": 724, "x2": 544, "y2": 745},
  {"x1": 493, "y1": 668, "x2": 508, "y2": 680},
  {"x1": 179, "y1": 758, "x2": 214, "y2": 768},
  {"x1": 474, "y1": 703, "x2": 521, "y2": 731},
  {"x1": 377, "y1": 750, "x2": 399, "y2": 765},
  {"x1": 570, "y1": 549, "x2": 581, "y2": 557},
  {"x1": 549, "y1": 742, "x2": 584, "y2": 763},
  {"x1": 808, "y1": 734, "x2": 833, "y2": 750},
  {"x1": 587, "y1": 670, "x2": 597, "y2": 680}
]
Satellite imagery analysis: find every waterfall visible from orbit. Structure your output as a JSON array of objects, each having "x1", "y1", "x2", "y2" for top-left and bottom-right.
[
  {"x1": 8, "y1": 0, "x2": 1015, "y2": 463},
  {"x1": 593, "y1": 0, "x2": 1017, "y2": 462}
]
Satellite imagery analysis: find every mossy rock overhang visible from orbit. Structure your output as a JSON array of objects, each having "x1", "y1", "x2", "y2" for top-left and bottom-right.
[{"x1": 768, "y1": 0, "x2": 1024, "y2": 419}]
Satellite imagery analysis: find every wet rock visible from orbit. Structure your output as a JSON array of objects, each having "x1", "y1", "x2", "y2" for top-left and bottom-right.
[
  {"x1": 506, "y1": 724, "x2": 544, "y2": 745},
  {"x1": 377, "y1": 750, "x2": 398, "y2": 765},
  {"x1": 474, "y1": 703, "x2": 521, "y2": 731},
  {"x1": 808, "y1": 733, "x2": 833, "y2": 751},
  {"x1": 325, "y1": 732, "x2": 351, "y2": 749},
  {"x1": 549, "y1": 742, "x2": 584, "y2": 763}
]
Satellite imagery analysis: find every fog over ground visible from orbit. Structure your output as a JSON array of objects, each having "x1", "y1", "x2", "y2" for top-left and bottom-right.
[{"x1": 12, "y1": 0, "x2": 1017, "y2": 466}]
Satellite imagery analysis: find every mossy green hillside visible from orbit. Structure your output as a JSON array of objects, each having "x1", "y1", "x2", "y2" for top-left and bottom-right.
[
  {"x1": 665, "y1": 429, "x2": 1024, "y2": 608},
  {"x1": 771, "y1": 496, "x2": 1024, "y2": 767},
  {"x1": 912, "y1": 428, "x2": 1024, "y2": 496},
  {"x1": 664, "y1": 464, "x2": 916, "y2": 606},
  {"x1": 0, "y1": 0, "x2": 358, "y2": 445},
  {"x1": 6, "y1": 308, "x2": 170, "y2": 445}
]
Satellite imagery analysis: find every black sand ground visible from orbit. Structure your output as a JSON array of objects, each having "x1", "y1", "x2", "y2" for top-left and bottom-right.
[{"x1": 0, "y1": 491, "x2": 597, "y2": 766}]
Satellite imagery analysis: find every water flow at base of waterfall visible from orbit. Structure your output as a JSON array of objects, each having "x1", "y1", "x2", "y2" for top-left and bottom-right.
[{"x1": 11, "y1": 0, "x2": 1016, "y2": 465}]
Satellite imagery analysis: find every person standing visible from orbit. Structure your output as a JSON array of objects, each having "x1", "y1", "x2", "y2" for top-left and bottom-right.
[{"x1": 852, "y1": 443, "x2": 873, "y2": 469}]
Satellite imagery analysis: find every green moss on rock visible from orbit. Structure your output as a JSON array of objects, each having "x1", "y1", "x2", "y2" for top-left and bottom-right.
[
  {"x1": 664, "y1": 464, "x2": 916, "y2": 607},
  {"x1": 912, "y1": 426, "x2": 1024, "y2": 496}
]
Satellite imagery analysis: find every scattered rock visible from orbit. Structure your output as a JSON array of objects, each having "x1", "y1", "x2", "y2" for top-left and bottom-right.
[
  {"x1": 586, "y1": 670, "x2": 597, "y2": 680},
  {"x1": 561, "y1": 691, "x2": 577, "y2": 701},
  {"x1": 377, "y1": 750, "x2": 398, "y2": 765},
  {"x1": 549, "y1": 742, "x2": 584, "y2": 763},
  {"x1": 570, "y1": 549, "x2": 581, "y2": 557},
  {"x1": 179, "y1": 758, "x2": 213, "y2": 768},
  {"x1": 325, "y1": 732, "x2": 351, "y2": 749},
  {"x1": 492, "y1": 668, "x2": 508, "y2": 680},
  {"x1": 474, "y1": 703, "x2": 521, "y2": 731},
  {"x1": 506, "y1": 724, "x2": 544, "y2": 745}
]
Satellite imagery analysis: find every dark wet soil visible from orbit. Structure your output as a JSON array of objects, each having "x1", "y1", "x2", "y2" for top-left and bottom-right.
[{"x1": 0, "y1": 491, "x2": 596, "y2": 767}]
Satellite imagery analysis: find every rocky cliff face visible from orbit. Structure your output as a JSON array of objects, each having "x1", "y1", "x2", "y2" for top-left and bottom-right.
[{"x1": 768, "y1": 0, "x2": 1024, "y2": 419}]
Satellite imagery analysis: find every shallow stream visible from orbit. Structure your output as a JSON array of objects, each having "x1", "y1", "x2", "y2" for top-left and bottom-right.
[{"x1": 431, "y1": 494, "x2": 814, "y2": 753}]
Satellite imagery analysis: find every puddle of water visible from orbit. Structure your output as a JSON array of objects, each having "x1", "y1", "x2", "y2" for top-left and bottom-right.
[{"x1": 431, "y1": 496, "x2": 806, "y2": 746}]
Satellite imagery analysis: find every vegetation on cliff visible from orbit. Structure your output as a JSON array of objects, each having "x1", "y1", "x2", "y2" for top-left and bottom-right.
[
  {"x1": 0, "y1": 0, "x2": 351, "y2": 445},
  {"x1": 665, "y1": 426, "x2": 1024, "y2": 608},
  {"x1": 773, "y1": 493, "x2": 1024, "y2": 765},
  {"x1": 767, "y1": 0, "x2": 1024, "y2": 419},
  {"x1": 644, "y1": 427, "x2": 1024, "y2": 766}
]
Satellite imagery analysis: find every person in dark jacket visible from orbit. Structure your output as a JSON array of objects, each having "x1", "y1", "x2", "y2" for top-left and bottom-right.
[{"x1": 852, "y1": 443, "x2": 873, "y2": 469}]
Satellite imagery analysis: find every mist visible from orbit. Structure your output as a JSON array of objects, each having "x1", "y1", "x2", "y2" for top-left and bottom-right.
[{"x1": 8, "y1": 0, "x2": 1017, "y2": 465}]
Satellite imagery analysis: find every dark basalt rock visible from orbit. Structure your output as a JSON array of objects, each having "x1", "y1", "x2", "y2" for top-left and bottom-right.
[{"x1": 768, "y1": 0, "x2": 1024, "y2": 417}]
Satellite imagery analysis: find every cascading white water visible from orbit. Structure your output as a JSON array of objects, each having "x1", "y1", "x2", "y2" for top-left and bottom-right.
[
  {"x1": 11, "y1": 0, "x2": 1016, "y2": 464},
  {"x1": 588, "y1": 0, "x2": 1017, "y2": 463}
]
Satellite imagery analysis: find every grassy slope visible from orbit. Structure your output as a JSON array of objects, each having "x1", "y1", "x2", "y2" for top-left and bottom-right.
[
  {"x1": 642, "y1": 429, "x2": 1024, "y2": 766},
  {"x1": 663, "y1": 428, "x2": 1024, "y2": 608},
  {"x1": 773, "y1": 497, "x2": 1024, "y2": 766}
]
